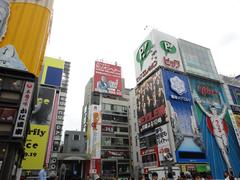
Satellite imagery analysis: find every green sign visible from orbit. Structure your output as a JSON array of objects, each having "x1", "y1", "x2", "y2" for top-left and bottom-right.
[
  {"x1": 136, "y1": 40, "x2": 153, "y2": 70},
  {"x1": 160, "y1": 40, "x2": 176, "y2": 56}
]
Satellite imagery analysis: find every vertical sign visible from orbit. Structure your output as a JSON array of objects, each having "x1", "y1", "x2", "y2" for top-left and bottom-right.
[
  {"x1": 155, "y1": 124, "x2": 171, "y2": 162},
  {"x1": 13, "y1": 81, "x2": 34, "y2": 138}
]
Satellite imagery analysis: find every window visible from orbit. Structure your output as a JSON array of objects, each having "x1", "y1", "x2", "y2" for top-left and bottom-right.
[
  {"x1": 73, "y1": 134, "x2": 80, "y2": 141},
  {"x1": 135, "y1": 136, "x2": 138, "y2": 147},
  {"x1": 136, "y1": 152, "x2": 139, "y2": 162}
]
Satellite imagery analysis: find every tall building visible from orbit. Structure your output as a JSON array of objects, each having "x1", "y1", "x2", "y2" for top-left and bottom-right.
[
  {"x1": 82, "y1": 61, "x2": 131, "y2": 179},
  {"x1": 21, "y1": 57, "x2": 71, "y2": 177},
  {"x1": 0, "y1": 0, "x2": 54, "y2": 179},
  {"x1": 131, "y1": 29, "x2": 240, "y2": 179}
]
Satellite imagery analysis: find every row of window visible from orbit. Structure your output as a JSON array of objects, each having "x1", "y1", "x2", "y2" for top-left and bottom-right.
[
  {"x1": 102, "y1": 136, "x2": 129, "y2": 147},
  {"x1": 102, "y1": 103, "x2": 128, "y2": 113}
]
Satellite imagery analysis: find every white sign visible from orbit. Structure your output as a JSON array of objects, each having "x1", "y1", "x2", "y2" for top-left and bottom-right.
[
  {"x1": 13, "y1": 81, "x2": 34, "y2": 138},
  {"x1": 134, "y1": 30, "x2": 184, "y2": 84},
  {"x1": 155, "y1": 124, "x2": 171, "y2": 162},
  {"x1": 90, "y1": 105, "x2": 101, "y2": 159}
]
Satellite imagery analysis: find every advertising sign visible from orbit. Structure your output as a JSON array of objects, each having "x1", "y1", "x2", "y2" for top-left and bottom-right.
[
  {"x1": 93, "y1": 61, "x2": 122, "y2": 96},
  {"x1": 155, "y1": 124, "x2": 172, "y2": 162},
  {"x1": 13, "y1": 81, "x2": 34, "y2": 138},
  {"x1": 134, "y1": 30, "x2": 184, "y2": 84},
  {"x1": 0, "y1": 0, "x2": 54, "y2": 76},
  {"x1": 135, "y1": 70, "x2": 168, "y2": 133},
  {"x1": 22, "y1": 124, "x2": 49, "y2": 170},
  {"x1": 162, "y1": 70, "x2": 206, "y2": 163},
  {"x1": 229, "y1": 85, "x2": 240, "y2": 105},
  {"x1": 178, "y1": 39, "x2": 219, "y2": 81},
  {"x1": 90, "y1": 105, "x2": 101, "y2": 159},
  {"x1": 229, "y1": 105, "x2": 240, "y2": 146},
  {"x1": 31, "y1": 86, "x2": 56, "y2": 125},
  {"x1": 190, "y1": 76, "x2": 240, "y2": 179}
]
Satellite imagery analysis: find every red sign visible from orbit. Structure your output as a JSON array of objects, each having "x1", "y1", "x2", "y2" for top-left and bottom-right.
[
  {"x1": 198, "y1": 86, "x2": 218, "y2": 96},
  {"x1": 93, "y1": 61, "x2": 122, "y2": 96},
  {"x1": 163, "y1": 57, "x2": 180, "y2": 69}
]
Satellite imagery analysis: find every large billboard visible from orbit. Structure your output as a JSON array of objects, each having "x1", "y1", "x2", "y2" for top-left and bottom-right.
[
  {"x1": 178, "y1": 39, "x2": 219, "y2": 81},
  {"x1": 189, "y1": 76, "x2": 240, "y2": 179},
  {"x1": 134, "y1": 30, "x2": 184, "y2": 84},
  {"x1": 22, "y1": 86, "x2": 56, "y2": 170},
  {"x1": 31, "y1": 86, "x2": 56, "y2": 125},
  {"x1": 136, "y1": 70, "x2": 168, "y2": 133},
  {"x1": 40, "y1": 57, "x2": 64, "y2": 87},
  {"x1": 162, "y1": 70, "x2": 206, "y2": 163},
  {"x1": 93, "y1": 61, "x2": 122, "y2": 96},
  {"x1": 0, "y1": 0, "x2": 54, "y2": 77},
  {"x1": 21, "y1": 124, "x2": 49, "y2": 170},
  {"x1": 229, "y1": 105, "x2": 240, "y2": 146}
]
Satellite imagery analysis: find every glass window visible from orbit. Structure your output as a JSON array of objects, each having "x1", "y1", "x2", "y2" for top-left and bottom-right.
[
  {"x1": 0, "y1": 107, "x2": 17, "y2": 122},
  {"x1": 73, "y1": 134, "x2": 80, "y2": 141}
]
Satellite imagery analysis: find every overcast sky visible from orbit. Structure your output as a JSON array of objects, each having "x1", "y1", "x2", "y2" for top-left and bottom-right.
[{"x1": 45, "y1": 0, "x2": 240, "y2": 133}]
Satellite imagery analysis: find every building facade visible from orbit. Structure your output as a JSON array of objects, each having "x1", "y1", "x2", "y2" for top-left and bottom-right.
[
  {"x1": 131, "y1": 29, "x2": 240, "y2": 179},
  {"x1": 83, "y1": 61, "x2": 131, "y2": 179}
]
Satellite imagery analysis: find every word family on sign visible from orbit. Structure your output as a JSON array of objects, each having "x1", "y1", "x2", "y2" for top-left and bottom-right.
[{"x1": 198, "y1": 86, "x2": 218, "y2": 96}]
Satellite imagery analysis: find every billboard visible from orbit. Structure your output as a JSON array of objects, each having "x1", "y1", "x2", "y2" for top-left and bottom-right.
[
  {"x1": 189, "y1": 76, "x2": 240, "y2": 179},
  {"x1": 135, "y1": 70, "x2": 168, "y2": 133},
  {"x1": 178, "y1": 39, "x2": 219, "y2": 81},
  {"x1": 229, "y1": 85, "x2": 240, "y2": 105},
  {"x1": 0, "y1": 0, "x2": 54, "y2": 76},
  {"x1": 134, "y1": 30, "x2": 184, "y2": 84},
  {"x1": 229, "y1": 105, "x2": 240, "y2": 146},
  {"x1": 31, "y1": 86, "x2": 56, "y2": 125},
  {"x1": 40, "y1": 57, "x2": 64, "y2": 87},
  {"x1": 93, "y1": 61, "x2": 122, "y2": 96},
  {"x1": 155, "y1": 124, "x2": 172, "y2": 163},
  {"x1": 162, "y1": 70, "x2": 206, "y2": 163},
  {"x1": 21, "y1": 124, "x2": 49, "y2": 170},
  {"x1": 89, "y1": 105, "x2": 101, "y2": 159}
]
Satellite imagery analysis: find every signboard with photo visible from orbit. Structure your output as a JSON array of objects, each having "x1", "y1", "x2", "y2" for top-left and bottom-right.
[{"x1": 93, "y1": 61, "x2": 122, "y2": 96}]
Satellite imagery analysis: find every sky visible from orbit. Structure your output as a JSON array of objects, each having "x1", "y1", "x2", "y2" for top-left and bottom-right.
[{"x1": 45, "y1": 0, "x2": 240, "y2": 133}]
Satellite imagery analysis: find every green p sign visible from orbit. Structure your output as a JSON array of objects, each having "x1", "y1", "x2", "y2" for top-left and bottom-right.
[
  {"x1": 160, "y1": 40, "x2": 176, "y2": 56},
  {"x1": 136, "y1": 40, "x2": 153, "y2": 70}
]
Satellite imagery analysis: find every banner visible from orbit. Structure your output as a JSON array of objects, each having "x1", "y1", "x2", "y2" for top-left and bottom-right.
[
  {"x1": 93, "y1": 61, "x2": 122, "y2": 96},
  {"x1": 155, "y1": 124, "x2": 172, "y2": 162},
  {"x1": 162, "y1": 70, "x2": 206, "y2": 163},
  {"x1": 31, "y1": 86, "x2": 56, "y2": 125},
  {"x1": 90, "y1": 105, "x2": 101, "y2": 159},
  {"x1": 190, "y1": 76, "x2": 240, "y2": 179},
  {"x1": 22, "y1": 124, "x2": 49, "y2": 170},
  {"x1": 135, "y1": 70, "x2": 168, "y2": 133}
]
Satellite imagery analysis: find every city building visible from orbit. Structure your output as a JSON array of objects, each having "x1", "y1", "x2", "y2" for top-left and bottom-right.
[
  {"x1": 131, "y1": 29, "x2": 240, "y2": 179},
  {"x1": 82, "y1": 61, "x2": 131, "y2": 179},
  {"x1": 21, "y1": 57, "x2": 71, "y2": 178},
  {"x1": 0, "y1": 0, "x2": 54, "y2": 179},
  {"x1": 57, "y1": 130, "x2": 88, "y2": 179}
]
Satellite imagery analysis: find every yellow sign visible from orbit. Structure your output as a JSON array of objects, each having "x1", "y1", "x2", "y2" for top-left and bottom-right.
[
  {"x1": 0, "y1": 1, "x2": 53, "y2": 77},
  {"x1": 21, "y1": 124, "x2": 49, "y2": 170},
  {"x1": 234, "y1": 114, "x2": 240, "y2": 128}
]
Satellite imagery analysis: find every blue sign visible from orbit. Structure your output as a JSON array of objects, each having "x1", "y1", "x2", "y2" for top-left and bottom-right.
[{"x1": 162, "y1": 70, "x2": 206, "y2": 163}]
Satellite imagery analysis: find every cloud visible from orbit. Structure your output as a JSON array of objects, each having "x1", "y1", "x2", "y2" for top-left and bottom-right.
[{"x1": 219, "y1": 32, "x2": 239, "y2": 46}]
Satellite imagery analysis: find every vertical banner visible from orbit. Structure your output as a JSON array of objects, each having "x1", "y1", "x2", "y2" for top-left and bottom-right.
[
  {"x1": 155, "y1": 124, "x2": 172, "y2": 162},
  {"x1": 135, "y1": 70, "x2": 168, "y2": 133},
  {"x1": 190, "y1": 77, "x2": 240, "y2": 179},
  {"x1": 229, "y1": 85, "x2": 240, "y2": 105},
  {"x1": 90, "y1": 105, "x2": 101, "y2": 159},
  {"x1": 22, "y1": 86, "x2": 55, "y2": 170},
  {"x1": 21, "y1": 124, "x2": 49, "y2": 169},
  {"x1": 162, "y1": 70, "x2": 206, "y2": 163},
  {"x1": 12, "y1": 81, "x2": 34, "y2": 138},
  {"x1": 93, "y1": 61, "x2": 122, "y2": 96},
  {"x1": 229, "y1": 105, "x2": 240, "y2": 146}
]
